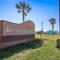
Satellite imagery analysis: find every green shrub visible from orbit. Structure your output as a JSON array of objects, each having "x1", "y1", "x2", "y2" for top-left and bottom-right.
[
  {"x1": 34, "y1": 38, "x2": 44, "y2": 47},
  {"x1": 56, "y1": 39, "x2": 60, "y2": 48}
]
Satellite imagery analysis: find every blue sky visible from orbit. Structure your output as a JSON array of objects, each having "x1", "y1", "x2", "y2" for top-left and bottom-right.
[{"x1": 0, "y1": 0, "x2": 59, "y2": 32}]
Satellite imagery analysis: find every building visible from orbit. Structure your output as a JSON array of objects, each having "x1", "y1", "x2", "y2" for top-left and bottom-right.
[{"x1": 0, "y1": 20, "x2": 35, "y2": 49}]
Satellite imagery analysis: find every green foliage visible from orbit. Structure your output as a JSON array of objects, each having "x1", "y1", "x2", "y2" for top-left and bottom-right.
[
  {"x1": 49, "y1": 18, "x2": 56, "y2": 32},
  {"x1": 22, "y1": 39, "x2": 60, "y2": 60},
  {"x1": 56, "y1": 39, "x2": 60, "y2": 48},
  {"x1": 16, "y1": 1, "x2": 31, "y2": 22}
]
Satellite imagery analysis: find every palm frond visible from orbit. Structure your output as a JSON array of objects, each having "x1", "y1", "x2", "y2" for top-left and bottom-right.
[
  {"x1": 23, "y1": 1, "x2": 26, "y2": 9},
  {"x1": 27, "y1": 7, "x2": 31, "y2": 13},
  {"x1": 49, "y1": 18, "x2": 56, "y2": 24},
  {"x1": 24, "y1": 13, "x2": 27, "y2": 16},
  {"x1": 19, "y1": 2, "x2": 22, "y2": 6},
  {"x1": 18, "y1": 10, "x2": 20, "y2": 13},
  {"x1": 16, "y1": 4, "x2": 21, "y2": 9},
  {"x1": 26, "y1": 4, "x2": 31, "y2": 13}
]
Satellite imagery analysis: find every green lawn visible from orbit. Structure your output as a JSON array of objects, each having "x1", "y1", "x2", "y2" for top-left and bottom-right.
[
  {"x1": 0, "y1": 34, "x2": 60, "y2": 60},
  {"x1": 23, "y1": 40, "x2": 60, "y2": 60}
]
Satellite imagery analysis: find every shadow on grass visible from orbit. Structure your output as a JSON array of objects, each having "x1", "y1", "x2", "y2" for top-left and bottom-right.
[{"x1": 0, "y1": 38, "x2": 44, "y2": 60}]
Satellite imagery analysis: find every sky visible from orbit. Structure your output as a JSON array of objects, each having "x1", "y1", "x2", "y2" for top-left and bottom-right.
[{"x1": 0, "y1": 0, "x2": 59, "y2": 32}]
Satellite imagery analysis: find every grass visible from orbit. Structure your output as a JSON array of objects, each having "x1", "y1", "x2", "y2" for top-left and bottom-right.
[
  {"x1": 0, "y1": 38, "x2": 43, "y2": 60},
  {"x1": 36, "y1": 34, "x2": 60, "y2": 40},
  {"x1": 0, "y1": 34, "x2": 60, "y2": 60},
  {"x1": 23, "y1": 40, "x2": 60, "y2": 60}
]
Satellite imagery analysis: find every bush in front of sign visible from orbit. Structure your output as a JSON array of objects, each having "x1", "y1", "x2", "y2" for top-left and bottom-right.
[
  {"x1": 56, "y1": 39, "x2": 60, "y2": 48},
  {"x1": 31, "y1": 38, "x2": 44, "y2": 48}
]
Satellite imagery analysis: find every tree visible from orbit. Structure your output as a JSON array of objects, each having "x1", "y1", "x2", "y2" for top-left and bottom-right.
[
  {"x1": 16, "y1": 1, "x2": 31, "y2": 22},
  {"x1": 49, "y1": 18, "x2": 56, "y2": 32}
]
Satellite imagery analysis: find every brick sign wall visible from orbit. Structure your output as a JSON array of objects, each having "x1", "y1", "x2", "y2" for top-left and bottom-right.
[
  {"x1": 3, "y1": 20, "x2": 35, "y2": 36},
  {"x1": 0, "y1": 20, "x2": 35, "y2": 49}
]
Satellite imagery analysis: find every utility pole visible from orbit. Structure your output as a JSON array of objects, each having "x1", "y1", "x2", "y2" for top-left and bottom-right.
[
  {"x1": 59, "y1": 0, "x2": 60, "y2": 35},
  {"x1": 41, "y1": 22, "x2": 43, "y2": 32}
]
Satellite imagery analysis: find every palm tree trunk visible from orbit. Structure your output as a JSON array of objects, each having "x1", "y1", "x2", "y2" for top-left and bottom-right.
[
  {"x1": 23, "y1": 13, "x2": 24, "y2": 22},
  {"x1": 52, "y1": 24, "x2": 54, "y2": 32},
  {"x1": 22, "y1": 10, "x2": 25, "y2": 22}
]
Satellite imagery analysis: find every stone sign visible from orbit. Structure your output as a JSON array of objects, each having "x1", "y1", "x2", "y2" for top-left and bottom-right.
[{"x1": 0, "y1": 20, "x2": 35, "y2": 49}]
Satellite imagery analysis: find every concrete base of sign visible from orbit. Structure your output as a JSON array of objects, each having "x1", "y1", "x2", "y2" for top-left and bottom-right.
[{"x1": 0, "y1": 38, "x2": 35, "y2": 49}]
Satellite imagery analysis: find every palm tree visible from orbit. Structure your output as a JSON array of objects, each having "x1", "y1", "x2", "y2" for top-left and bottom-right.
[
  {"x1": 49, "y1": 18, "x2": 56, "y2": 32},
  {"x1": 16, "y1": 1, "x2": 31, "y2": 22}
]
